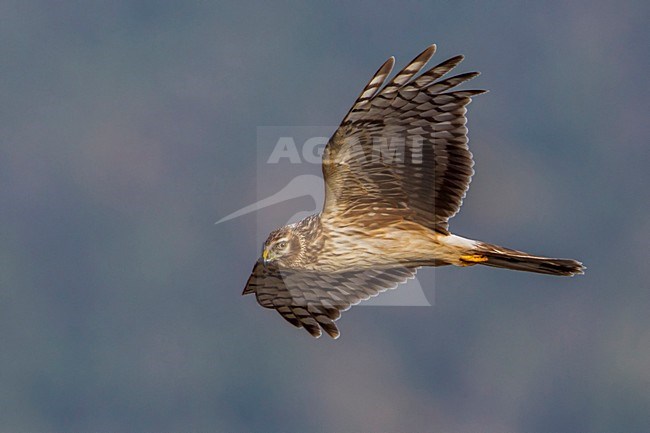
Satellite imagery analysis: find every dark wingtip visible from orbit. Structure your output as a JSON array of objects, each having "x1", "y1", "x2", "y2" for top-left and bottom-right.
[
  {"x1": 242, "y1": 276, "x2": 255, "y2": 295},
  {"x1": 321, "y1": 323, "x2": 341, "y2": 339}
]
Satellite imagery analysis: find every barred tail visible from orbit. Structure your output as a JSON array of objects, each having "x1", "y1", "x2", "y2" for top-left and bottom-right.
[{"x1": 471, "y1": 242, "x2": 585, "y2": 276}]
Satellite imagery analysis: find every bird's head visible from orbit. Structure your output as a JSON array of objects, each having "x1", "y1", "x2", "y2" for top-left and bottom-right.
[{"x1": 261, "y1": 226, "x2": 302, "y2": 267}]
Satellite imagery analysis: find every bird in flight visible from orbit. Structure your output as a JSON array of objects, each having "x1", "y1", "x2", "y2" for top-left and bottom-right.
[{"x1": 242, "y1": 44, "x2": 584, "y2": 339}]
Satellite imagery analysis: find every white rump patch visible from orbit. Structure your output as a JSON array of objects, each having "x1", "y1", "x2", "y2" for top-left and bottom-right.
[{"x1": 443, "y1": 234, "x2": 479, "y2": 249}]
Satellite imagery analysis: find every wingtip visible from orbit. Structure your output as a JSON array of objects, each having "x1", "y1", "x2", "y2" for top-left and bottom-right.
[
  {"x1": 423, "y1": 44, "x2": 437, "y2": 56},
  {"x1": 324, "y1": 327, "x2": 341, "y2": 339},
  {"x1": 457, "y1": 71, "x2": 481, "y2": 82},
  {"x1": 378, "y1": 56, "x2": 396, "y2": 77}
]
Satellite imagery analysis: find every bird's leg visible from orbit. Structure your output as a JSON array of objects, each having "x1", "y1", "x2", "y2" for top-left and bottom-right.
[{"x1": 459, "y1": 254, "x2": 488, "y2": 266}]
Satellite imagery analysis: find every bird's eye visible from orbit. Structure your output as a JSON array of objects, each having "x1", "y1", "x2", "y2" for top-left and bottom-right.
[{"x1": 277, "y1": 241, "x2": 287, "y2": 249}]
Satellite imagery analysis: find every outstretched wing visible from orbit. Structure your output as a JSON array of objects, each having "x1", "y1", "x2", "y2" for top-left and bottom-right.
[
  {"x1": 243, "y1": 260, "x2": 417, "y2": 338},
  {"x1": 322, "y1": 44, "x2": 485, "y2": 233}
]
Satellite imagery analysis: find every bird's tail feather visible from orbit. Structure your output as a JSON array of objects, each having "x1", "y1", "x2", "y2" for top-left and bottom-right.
[{"x1": 468, "y1": 242, "x2": 584, "y2": 276}]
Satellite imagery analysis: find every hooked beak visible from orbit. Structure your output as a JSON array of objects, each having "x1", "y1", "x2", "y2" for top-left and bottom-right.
[{"x1": 262, "y1": 248, "x2": 271, "y2": 265}]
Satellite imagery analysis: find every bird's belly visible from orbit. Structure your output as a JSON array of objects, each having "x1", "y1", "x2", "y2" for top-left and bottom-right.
[{"x1": 314, "y1": 222, "x2": 461, "y2": 270}]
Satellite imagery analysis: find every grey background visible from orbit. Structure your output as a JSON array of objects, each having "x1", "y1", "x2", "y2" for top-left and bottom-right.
[{"x1": 2, "y1": 1, "x2": 649, "y2": 432}]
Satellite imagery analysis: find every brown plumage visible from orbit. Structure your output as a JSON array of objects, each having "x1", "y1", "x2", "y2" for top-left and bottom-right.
[{"x1": 243, "y1": 44, "x2": 584, "y2": 339}]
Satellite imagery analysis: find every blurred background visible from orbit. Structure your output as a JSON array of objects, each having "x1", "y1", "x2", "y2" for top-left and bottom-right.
[{"x1": 1, "y1": 1, "x2": 648, "y2": 432}]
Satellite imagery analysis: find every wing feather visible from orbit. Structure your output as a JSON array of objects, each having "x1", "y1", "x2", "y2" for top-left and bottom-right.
[
  {"x1": 243, "y1": 260, "x2": 417, "y2": 338},
  {"x1": 343, "y1": 57, "x2": 395, "y2": 122},
  {"x1": 322, "y1": 46, "x2": 486, "y2": 232}
]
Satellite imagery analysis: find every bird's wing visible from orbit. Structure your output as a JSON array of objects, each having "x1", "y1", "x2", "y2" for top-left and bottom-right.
[
  {"x1": 321, "y1": 44, "x2": 485, "y2": 232},
  {"x1": 243, "y1": 260, "x2": 417, "y2": 338}
]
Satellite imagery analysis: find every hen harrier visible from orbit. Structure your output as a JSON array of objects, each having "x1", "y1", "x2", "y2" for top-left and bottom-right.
[{"x1": 243, "y1": 44, "x2": 584, "y2": 339}]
